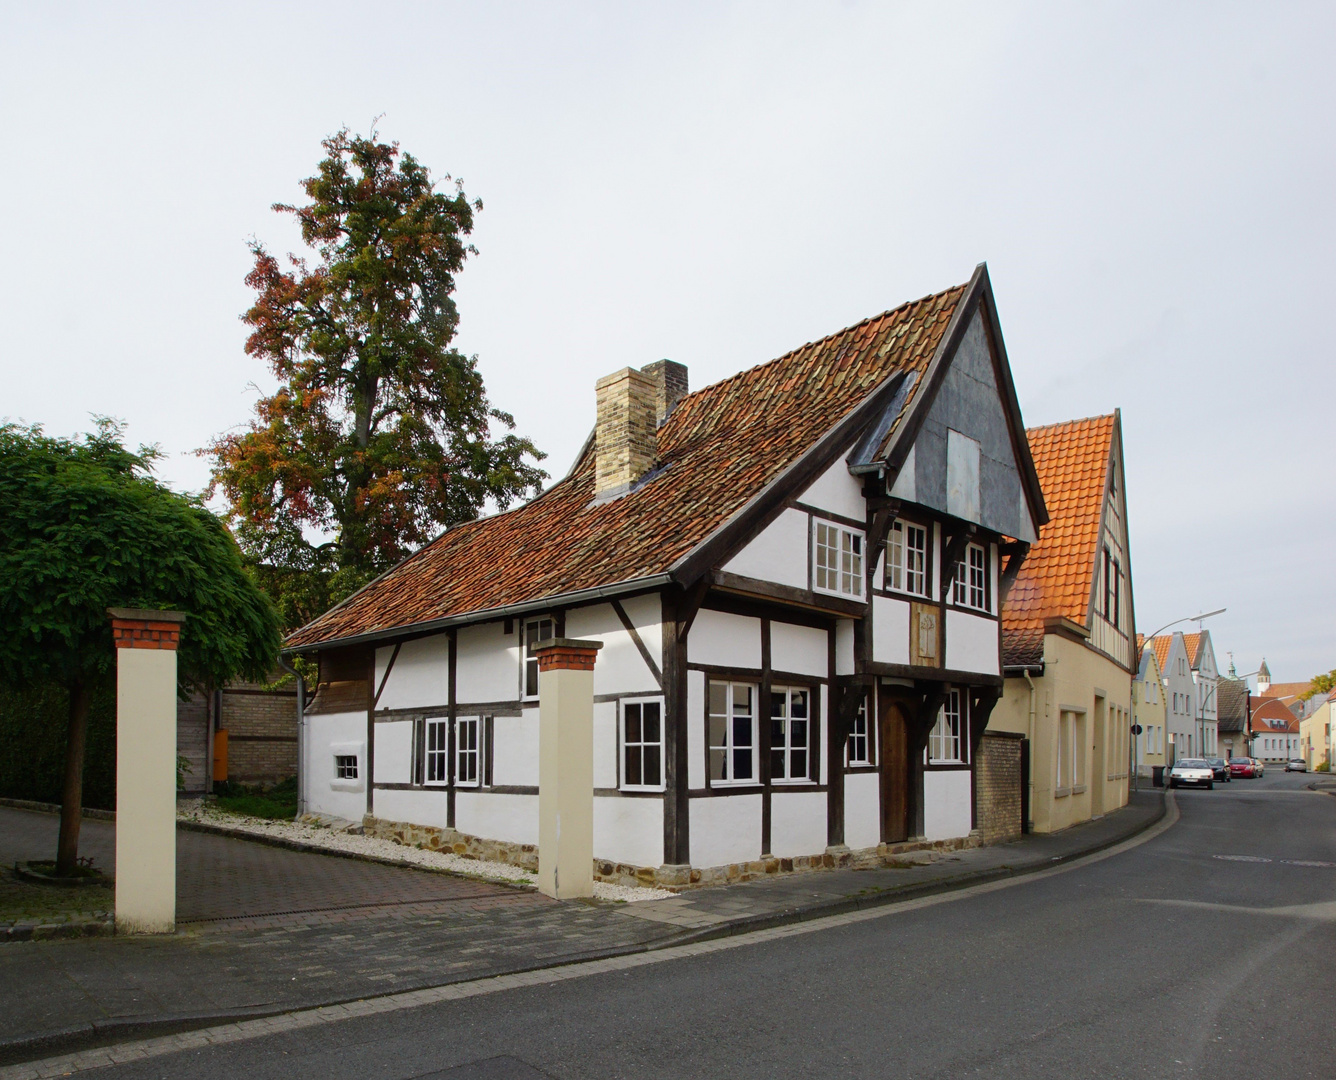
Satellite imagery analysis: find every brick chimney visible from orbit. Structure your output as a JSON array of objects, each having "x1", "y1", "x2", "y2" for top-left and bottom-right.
[
  {"x1": 640, "y1": 359, "x2": 689, "y2": 426},
  {"x1": 595, "y1": 367, "x2": 657, "y2": 497}
]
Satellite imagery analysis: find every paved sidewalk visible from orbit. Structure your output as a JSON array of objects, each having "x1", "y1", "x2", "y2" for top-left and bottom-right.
[{"x1": 0, "y1": 791, "x2": 1164, "y2": 1066}]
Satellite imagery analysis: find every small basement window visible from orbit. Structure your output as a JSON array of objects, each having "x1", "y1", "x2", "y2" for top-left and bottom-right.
[{"x1": 334, "y1": 755, "x2": 359, "y2": 780}]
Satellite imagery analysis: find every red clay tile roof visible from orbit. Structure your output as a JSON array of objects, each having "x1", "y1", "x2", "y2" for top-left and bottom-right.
[
  {"x1": 1251, "y1": 696, "x2": 1299, "y2": 732},
  {"x1": 1001, "y1": 415, "x2": 1116, "y2": 668},
  {"x1": 1181, "y1": 632, "x2": 1205, "y2": 669},
  {"x1": 1148, "y1": 634, "x2": 1174, "y2": 674},
  {"x1": 287, "y1": 281, "x2": 969, "y2": 650},
  {"x1": 1258, "y1": 681, "x2": 1310, "y2": 704}
]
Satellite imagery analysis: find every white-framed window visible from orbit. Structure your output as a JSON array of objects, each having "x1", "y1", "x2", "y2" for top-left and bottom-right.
[
  {"x1": 334, "y1": 754, "x2": 358, "y2": 780},
  {"x1": 929, "y1": 690, "x2": 966, "y2": 764},
  {"x1": 814, "y1": 519, "x2": 865, "y2": 598},
  {"x1": 847, "y1": 695, "x2": 871, "y2": 765},
  {"x1": 770, "y1": 686, "x2": 811, "y2": 782},
  {"x1": 456, "y1": 716, "x2": 480, "y2": 786},
  {"x1": 708, "y1": 681, "x2": 756, "y2": 784},
  {"x1": 424, "y1": 718, "x2": 449, "y2": 785},
  {"x1": 953, "y1": 543, "x2": 987, "y2": 611},
  {"x1": 523, "y1": 616, "x2": 555, "y2": 698},
  {"x1": 885, "y1": 520, "x2": 928, "y2": 597},
  {"x1": 622, "y1": 698, "x2": 664, "y2": 790}
]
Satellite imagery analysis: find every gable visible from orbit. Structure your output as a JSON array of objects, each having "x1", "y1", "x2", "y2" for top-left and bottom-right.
[{"x1": 902, "y1": 309, "x2": 1037, "y2": 543}]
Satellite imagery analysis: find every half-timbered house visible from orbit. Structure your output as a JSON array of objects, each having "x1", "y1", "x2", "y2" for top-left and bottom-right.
[{"x1": 285, "y1": 264, "x2": 1048, "y2": 886}]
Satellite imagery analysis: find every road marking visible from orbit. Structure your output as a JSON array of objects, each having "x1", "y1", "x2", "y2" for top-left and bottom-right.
[
  {"x1": 1139, "y1": 898, "x2": 1336, "y2": 921},
  {"x1": 0, "y1": 795, "x2": 1179, "y2": 1080},
  {"x1": 1212, "y1": 855, "x2": 1336, "y2": 868}
]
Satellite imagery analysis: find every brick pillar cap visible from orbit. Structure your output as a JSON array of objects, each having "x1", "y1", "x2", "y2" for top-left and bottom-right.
[
  {"x1": 107, "y1": 608, "x2": 188, "y2": 623},
  {"x1": 531, "y1": 638, "x2": 603, "y2": 654}
]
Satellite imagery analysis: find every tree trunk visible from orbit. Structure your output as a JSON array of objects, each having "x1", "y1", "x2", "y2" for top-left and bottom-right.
[{"x1": 55, "y1": 676, "x2": 91, "y2": 877}]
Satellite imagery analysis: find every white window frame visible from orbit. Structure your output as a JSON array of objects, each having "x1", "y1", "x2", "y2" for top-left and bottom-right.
[
  {"x1": 847, "y1": 694, "x2": 872, "y2": 766},
  {"x1": 424, "y1": 717, "x2": 450, "y2": 786},
  {"x1": 813, "y1": 519, "x2": 865, "y2": 599},
  {"x1": 884, "y1": 519, "x2": 929, "y2": 598},
  {"x1": 522, "y1": 616, "x2": 555, "y2": 700},
  {"x1": 953, "y1": 542, "x2": 987, "y2": 612},
  {"x1": 708, "y1": 681, "x2": 758, "y2": 785},
  {"x1": 929, "y1": 690, "x2": 966, "y2": 764},
  {"x1": 621, "y1": 697, "x2": 665, "y2": 791},
  {"x1": 451, "y1": 716, "x2": 479, "y2": 787},
  {"x1": 770, "y1": 686, "x2": 812, "y2": 783}
]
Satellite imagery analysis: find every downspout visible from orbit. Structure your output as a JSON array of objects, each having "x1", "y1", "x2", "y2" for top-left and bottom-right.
[
  {"x1": 1023, "y1": 669, "x2": 1037, "y2": 831},
  {"x1": 277, "y1": 656, "x2": 306, "y2": 818}
]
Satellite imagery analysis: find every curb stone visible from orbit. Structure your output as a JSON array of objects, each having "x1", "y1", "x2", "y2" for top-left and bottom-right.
[{"x1": 0, "y1": 790, "x2": 1167, "y2": 1068}]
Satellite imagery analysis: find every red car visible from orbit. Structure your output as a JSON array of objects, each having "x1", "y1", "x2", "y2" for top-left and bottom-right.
[{"x1": 1229, "y1": 757, "x2": 1256, "y2": 778}]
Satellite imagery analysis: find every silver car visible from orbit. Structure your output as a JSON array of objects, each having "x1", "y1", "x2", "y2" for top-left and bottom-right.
[
  {"x1": 1286, "y1": 759, "x2": 1308, "y2": 772},
  {"x1": 1168, "y1": 758, "x2": 1214, "y2": 789}
]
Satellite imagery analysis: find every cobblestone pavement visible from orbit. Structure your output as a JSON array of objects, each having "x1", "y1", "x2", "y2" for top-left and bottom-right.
[{"x1": 0, "y1": 793, "x2": 1164, "y2": 1064}]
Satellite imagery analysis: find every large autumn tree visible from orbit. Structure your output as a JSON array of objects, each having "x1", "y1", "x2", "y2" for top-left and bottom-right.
[
  {"x1": 0, "y1": 420, "x2": 281, "y2": 875},
  {"x1": 208, "y1": 130, "x2": 546, "y2": 627}
]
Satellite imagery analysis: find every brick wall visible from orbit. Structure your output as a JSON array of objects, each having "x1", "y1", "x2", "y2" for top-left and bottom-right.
[
  {"x1": 221, "y1": 682, "x2": 299, "y2": 785},
  {"x1": 977, "y1": 733, "x2": 1023, "y2": 844}
]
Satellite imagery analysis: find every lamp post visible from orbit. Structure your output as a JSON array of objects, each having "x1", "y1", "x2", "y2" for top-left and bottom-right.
[{"x1": 1136, "y1": 608, "x2": 1225, "y2": 769}]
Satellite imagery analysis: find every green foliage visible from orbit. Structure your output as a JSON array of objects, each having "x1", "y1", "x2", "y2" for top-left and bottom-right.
[
  {"x1": 213, "y1": 776, "x2": 297, "y2": 819},
  {"x1": 1302, "y1": 670, "x2": 1336, "y2": 701},
  {"x1": 206, "y1": 129, "x2": 546, "y2": 625},
  {"x1": 1316, "y1": 761, "x2": 1331, "y2": 773},
  {"x1": 0, "y1": 681, "x2": 115, "y2": 810},
  {"x1": 0, "y1": 418, "x2": 282, "y2": 693}
]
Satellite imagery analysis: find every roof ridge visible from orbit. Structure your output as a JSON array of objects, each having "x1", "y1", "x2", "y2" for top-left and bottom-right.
[{"x1": 1025, "y1": 412, "x2": 1117, "y2": 437}]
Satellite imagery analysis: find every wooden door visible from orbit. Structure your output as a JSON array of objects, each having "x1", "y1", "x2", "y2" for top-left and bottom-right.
[{"x1": 879, "y1": 692, "x2": 909, "y2": 844}]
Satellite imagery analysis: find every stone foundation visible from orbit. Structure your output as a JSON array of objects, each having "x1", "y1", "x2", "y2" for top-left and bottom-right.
[{"x1": 362, "y1": 814, "x2": 981, "y2": 891}]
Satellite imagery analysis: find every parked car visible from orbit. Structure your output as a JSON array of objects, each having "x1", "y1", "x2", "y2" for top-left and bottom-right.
[
  {"x1": 1229, "y1": 757, "x2": 1255, "y2": 778},
  {"x1": 1169, "y1": 758, "x2": 1215, "y2": 789},
  {"x1": 1207, "y1": 757, "x2": 1231, "y2": 782},
  {"x1": 1252, "y1": 758, "x2": 1266, "y2": 777},
  {"x1": 1286, "y1": 759, "x2": 1307, "y2": 772}
]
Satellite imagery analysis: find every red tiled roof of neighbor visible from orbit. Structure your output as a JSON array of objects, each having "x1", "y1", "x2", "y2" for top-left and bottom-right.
[
  {"x1": 1258, "y1": 681, "x2": 1311, "y2": 704},
  {"x1": 1251, "y1": 696, "x2": 1299, "y2": 732},
  {"x1": 1181, "y1": 631, "x2": 1206, "y2": 669},
  {"x1": 1001, "y1": 414, "x2": 1116, "y2": 668},
  {"x1": 287, "y1": 281, "x2": 969, "y2": 650},
  {"x1": 1148, "y1": 634, "x2": 1174, "y2": 674}
]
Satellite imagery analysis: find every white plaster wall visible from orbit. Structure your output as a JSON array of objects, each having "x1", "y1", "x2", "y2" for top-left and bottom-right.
[
  {"x1": 306, "y1": 711, "x2": 367, "y2": 822},
  {"x1": 456, "y1": 791, "x2": 538, "y2": 845},
  {"x1": 621, "y1": 593, "x2": 663, "y2": 673},
  {"x1": 492, "y1": 709, "x2": 539, "y2": 786},
  {"x1": 771, "y1": 621, "x2": 827, "y2": 678},
  {"x1": 945, "y1": 611, "x2": 999, "y2": 675},
  {"x1": 457, "y1": 620, "x2": 520, "y2": 703},
  {"x1": 375, "y1": 635, "x2": 449, "y2": 711},
  {"x1": 770, "y1": 791, "x2": 827, "y2": 858},
  {"x1": 688, "y1": 609, "x2": 762, "y2": 669},
  {"x1": 844, "y1": 771, "x2": 880, "y2": 850},
  {"x1": 722, "y1": 508, "x2": 808, "y2": 590},
  {"x1": 873, "y1": 596, "x2": 911, "y2": 665},
  {"x1": 593, "y1": 700, "x2": 618, "y2": 789},
  {"x1": 594, "y1": 796, "x2": 663, "y2": 867},
  {"x1": 800, "y1": 458, "x2": 866, "y2": 522},
  {"x1": 374, "y1": 787, "x2": 450, "y2": 831},
  {"x1": 690, "y1": 794, "x2": 762, "y2": 868},
  {"x1": 565, "y1": 601, "x2": 663, "y2": 697},
  {"x1": 373, "y1": 720, "x2": 414, "y2": 784},
  {"x1": 687, "y1": 671, "x2": 705, "y2": 789},
  {"x1": 923, "y1": 770, "x2": 973, "y2": 841},
  {"x1": 835, "y1": 619, "x2": 856, "y2": 676}
]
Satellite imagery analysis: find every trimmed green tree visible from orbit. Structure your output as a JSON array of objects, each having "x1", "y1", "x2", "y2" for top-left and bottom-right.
[
  {"x1": 0, "y1": 420, "x2": 282, "y2": 875},
  {"x1": 207, "y1": 129, "x2": 546, "y2": 628}
]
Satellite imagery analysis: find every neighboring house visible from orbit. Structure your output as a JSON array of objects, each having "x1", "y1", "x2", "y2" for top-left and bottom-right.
[
  {"x1": 1132, "y1": 637, "x2": 1167, "y2": 779},
  {"x1": 1253, "y1": 660, "x2": 1319, "y2": 720},
  {"x1": 1216, "y1": 676, "x2": 1251, "y2": 762},
  {"x1": 1250, "y1": 698, "x2": 1300, "y2": 763},
  {"x1": 1182, "y1": 632, "x2": 1220, "y2": 758},
  {"x1": 1299, "y1": 699, "x2": 1332, "y2": 770},
  {"x1": 177, "y1": 679, "x2": 300, "y2": 794},
  {"x1": 285, "y1": 265, "x2": 1049, "y2": 885},
  {"x1": 990, "y1": 413, "x2": 1134, "y2": 834},
  {"x1": 1149, "y1": 632, "x2": 1201, "y2": 760}
]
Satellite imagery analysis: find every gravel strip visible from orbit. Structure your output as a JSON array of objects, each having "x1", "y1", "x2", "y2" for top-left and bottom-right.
[{"x1": 176, "y1": 805, "x2": 673, "y2": 903}]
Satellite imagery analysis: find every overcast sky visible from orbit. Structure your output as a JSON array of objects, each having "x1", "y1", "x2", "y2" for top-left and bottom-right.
[{"x1": 4, "y1": 2, "x2": 1332, "y2": 683}]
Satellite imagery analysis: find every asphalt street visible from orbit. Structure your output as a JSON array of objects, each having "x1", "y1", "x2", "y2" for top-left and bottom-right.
[{"x1": 39, "y1": 772, "x2": 1336, "y2": 1079}]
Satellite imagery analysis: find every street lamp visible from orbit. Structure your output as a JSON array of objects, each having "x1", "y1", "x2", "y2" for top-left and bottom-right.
[{"x1": 1136, "y1": 608, "x2": 1225, "y2": 770}]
